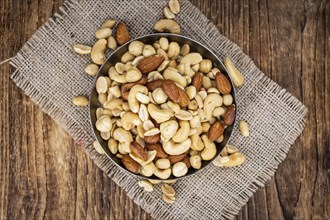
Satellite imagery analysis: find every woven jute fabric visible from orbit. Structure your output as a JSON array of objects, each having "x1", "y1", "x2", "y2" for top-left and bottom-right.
[{"x1": 8, "y1": 0, "x2": 307, "y2": 219}]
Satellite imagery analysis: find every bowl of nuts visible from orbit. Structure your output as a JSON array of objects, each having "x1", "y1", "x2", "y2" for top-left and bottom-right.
[{"x1": 89, "y1": 33, "x2": 236, "y2": 180}]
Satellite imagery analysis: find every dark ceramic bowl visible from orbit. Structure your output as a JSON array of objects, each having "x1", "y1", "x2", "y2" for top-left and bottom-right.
[{"x1": 89, "y1": 33, "x2": 236, "y2": 180}]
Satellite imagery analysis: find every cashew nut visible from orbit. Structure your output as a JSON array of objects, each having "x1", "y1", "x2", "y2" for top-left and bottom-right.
[
  {"x1": 190, "y1": 115, "x2": 201, "y2": 128},
  {"x1": 95, "y1": 115, "x2": 112, "y2": 132},
  {"x1": 138, "y1": 104, "x2": 149, "y2": 122},
  {"x1": 167, "y1": 101, "x2": 181, "y2": 114},
  {"x1": 167, "y1": 42, "x2": 180, "y2": 59},
  {"x1": 175, "y1": 110, "x2": 193, "y2": 120},
  {"x1": 154, "y1": 167, "x2": 172, "y2": 179},
  {"x1": 126, "y1": 68, "x2": 142, "y2": 83},
  {"x1": 163, "y1": 67, "x2": 187, "y2": 87},
  {"x1": 140, "y1": 162, "x2": 156, "y2": 177},
  {"x1": 163, "y1": 6, "x2": 175, "y2": 19},
  {"x1": 155, "y1": 158, "x2": 171, "y2": 169},
  {"x1": 201, "y1": 135, "x2": 217, "y2": 160},
  {"x1": 128, "y1": 85, "x2": 148, "y2": 113},
  {"x1": 160, "y1": 120, "x2": 179, "y2": 140},
  {"x1": 158, "y1": 60, "x2": 170, "y2": 72},
  {"x1": 190, "y1": 155, "x2": 202, "y2": 169},
  {"x1": 130, "y1": 150, "x2": 157, "y2": 166},
  {"x1": 121, "y1": 112, "x2": 141, "y2": 130},
  {"x1": 180, "y1": 44, "x2": 190, "y2": 56},
  {"x1": 108, "y1": 67, "x2": 127, "y2": 83},
  {"x1": 191, "y1": 133, "x2": 204, "y2": 151},
  {"x1": 73, "y1": 44, "x2": 91, "y2": 54},
  {"x1": 212, "y1": 107, "x2": 226, "y2": 117},
  {"x1": 91, "y1": 39, "x2": 107, "y2": 65},
  {"x1": 128, "y1": 41, "x2": 144, "y2": 56},
  {"x1": 172, "y1": 121, "x2": 190, "y2": 143},
  {"x1": 172, "y1": 162, "x2": 188, "y2": 177},
  {"x1": 202, "y1": 76, "x2": 212, "y2": 89},
  {"x1": 144, "y1": 128, "x2": 160, "y2": 136},
  {"x1": 180, "y1": 53, "x2": 203, "y2": 77},
  {"x1": 203, "y1": 93, "x2": 223, "y2": 120},
  {"x1": 113, "y1": 128, "x2": 133, "y2": 154},
  {"x1": 163, "y1": 139, "x2": 191, "y2": 155},
  {"x1": 157, "y1": 48, "x2": 169, "y2": 60},
  {"x1": 107, "y1": 36, "x2": 117, "y2": 50},
  {"x1": 147, "y1": 103, "x2": 174, "y2": 123},
  {"x1": 159, "y1": 37, "x2": 169, "y2": 51},
  {"x1": 108, "y1": 138, "x2": 118, "y2": 154},
  {"x1": 154, "y1": 19, "x2": 181, "y2": 34},
  {"x1": 132, "y1": 55, "x2": 145, "y2": 66}
]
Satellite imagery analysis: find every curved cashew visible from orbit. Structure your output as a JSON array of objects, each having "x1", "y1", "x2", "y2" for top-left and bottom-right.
[
  {"x1": 154, "y1": 167, "x2": 172, "y2": 179},
  {"x1": 113, "y1": 128, "x2": 133, "y2": 154},
  {"x1": 191, "y1": 132, "x2": 204, "y2": 151},
  {"x1": 163, "y1": 67, "x2": 187, "y2": 87},
  {"x1": 126, "y1": 68, "x2": 142, "y2": 83},
  {"x1": 138, "y1": 104, "x2": 149, "y2": 122},
  {"x1": 160, "y1": 120, "x2": 179, "y2": 140},
  {"x1": 203, "y1": 93, "x2": 223, "y2": 120},
  {"x1": 128, "y1": 85, "x2": 148, "y2": 113},
  {"x1": 190, "y1": 155, "x2": 202, "y2": 169},
  {"x1": 180, "y1": 53, "x2": 202, "y2": 77},
  {"x1": 108, "y1": 138, "x2": 118, "y2": 154},
  {"x1": 175, "y1": 110, "x2": 193, "y2": 120},
  {"x1": 190, "y1": 115, "x2": 201, "y2": 128},
  {"x1": 152, "y1": 88, "x2": 168, "y2": 104},
  {"x1": 130, "y1": 150, "x2": 157, "y2": 166},
  {"x1": 167, "y1": 101, "x2": 181, "y2": 114},
  {"x1": 121, "y1": 112, "x2": 142, "y2": 130},
  {"x1": 172, "y1": 162, "x2": 188, "y2": 177},
  {"x1": 201, "y1": 135, "x2": 217, "y2": 160},
  {"x1": 172, "y1": 121, "x2": 190, "y2": 143},
  {"x1": 154, "y1": 19, "x2": 181, "y2": 34},
  {"x1": 140, "y1": 162, "x2": 156, "y2": 177},
  {"x1": 109, "y1": 67, "x2": 127, "y2": 83},
  {"x1": 147, "y1": 103, "x2": 174, "y2": 123},
  {"x1": 91, "y1": 39, "x2": 107, "y2": 65},
  {"x1": 155, "y1": 158, "x2": 171, "y2": 169},
  {"x1": 163, "y1": 139, "x2": 191, "y2": 155},
  {"x1": 95, "y1": 115, "x2": 112, "y2": 132}
]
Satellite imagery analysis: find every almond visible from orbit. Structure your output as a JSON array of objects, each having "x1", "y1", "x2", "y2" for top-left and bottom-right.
[
  {"x1": 208, "y1": 121, "x2": 224, "y2": 141},
  {"x1": 168, "y1": 154, "x2": 186, "y2": 164},
  {"x1": 162, "y1": 80, "x2": 180, "y2": 102},
  {"x1": 182, "y1": 155, "x2": 191, "y2": 168},
  {"x1": 177, "y1": 88, "x2": 190, "y2": 107},
  {"x1": 146, "y1": 79, "x2": 164, "y2": 91},
  {"x1": 215, "y1": 72, "x2": 232, "y2": 95},
  {"x1": 121, "y1": 77, "x2": 147, "y2": 100},
  {"x1": 144, "y1": 133, "x2": 160, "y2": 144},
  {"x1": 223, "y1": 105, "x2": 236, "y2": 126},
  {"x1": 146, "y1": 143, "x2": 168, "y2": 158},
  {"x1": 130, "y1": 141, "x2": 148, "y2": 161},
  {"x1": 122, "y1": 154, "x2": 140, "y2": 174},
  {"x1": 116, "y1": 22, "x2": 131, "y2": 45},
  {"x1": 192, "y1": 72, "x2": 203, "y2": 91},
  {"x1": 137, "y1": 55, "x2": 165, "y2": 74}
]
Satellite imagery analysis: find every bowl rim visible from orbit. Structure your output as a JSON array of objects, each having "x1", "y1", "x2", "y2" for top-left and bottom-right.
[{"x1": 89, "y1": 33, "x2": 237, "y2": 181}]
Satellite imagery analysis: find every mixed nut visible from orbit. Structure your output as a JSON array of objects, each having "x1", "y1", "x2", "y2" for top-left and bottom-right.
[{"x1": 72, "y1": 0, "x2": 251, "y2": 204}]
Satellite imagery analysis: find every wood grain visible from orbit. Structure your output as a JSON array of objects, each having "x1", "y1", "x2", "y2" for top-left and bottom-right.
[{"x1": 0, "y1": 0, "x2": 329, "y2": 219}]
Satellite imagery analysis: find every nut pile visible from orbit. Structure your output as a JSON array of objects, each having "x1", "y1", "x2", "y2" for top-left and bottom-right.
[
  {"x1": 72, "y1": 0, "x2": 251, "y2": 204},
  {"x1": 93, "y1": 36, "x2": 239, "y2": 179}
]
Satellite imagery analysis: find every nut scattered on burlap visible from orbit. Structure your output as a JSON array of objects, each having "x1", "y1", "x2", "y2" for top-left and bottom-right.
[{"x1": 8, "y1": 0, "x2": 307, "y2": 219}]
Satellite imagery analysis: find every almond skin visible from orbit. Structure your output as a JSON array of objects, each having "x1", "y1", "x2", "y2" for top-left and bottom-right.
[
  {"x1": 116, "y1": 22, "x2": 131, "y2": 45},
  {"x1": 223, "y1": 105, "x2": 236, "y2": 126},
  {"x1": 122, "y1": 154, "x2": 140, "y2": 174},
  {"x1": 130, "y1": 141, "x2": 148, "y2": 161},
  {"x1": 177, "y1": 88, "x2": 190, "y2": 107},
  {"x1": 137, "y1": 55, "x2": 165, "y2": 74},
  {"x1": 162, "y1": 80, "x2": 180, "y2": 102},
  {"x1": 208, "y1": 121, "x2": 224, "y2": 141},
  {"x1": 215, "y1": 72, "x2": 232, "y2": 95},
  {"x1": 182, "y1": 155, "x2": 191, "y2": 168},
  {"x1": 168, "y1": 154, "x2": 186, "y2": 164},
  {"x1": 146, "y1": 79, "x2": 164, "y2": 91},
  {"x1": 144, "y1": 133, "x2": 160, "y2": 144},
  {"x1": 146, "y1": 143, "x2": 168, "y2": 158},
  {"x1": 121, "y1": 77, "x2": 147, "y2": 100},
  {"x1": 192, "y1": 72, "x2": 203, "y2": 91}
]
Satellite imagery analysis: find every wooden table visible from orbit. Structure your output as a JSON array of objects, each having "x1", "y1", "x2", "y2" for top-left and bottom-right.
[{"x1": 1, "y1": 0, "x2": 329, "y2": 219}]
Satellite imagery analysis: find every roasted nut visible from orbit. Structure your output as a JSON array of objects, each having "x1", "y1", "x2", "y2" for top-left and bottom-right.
[
  {"x1": 162, "y1": 80, "x2": 180, "y2": 103},
  {"x1": 160, "y1": 120, "x2": 179, "y2": 140},
  {"x1": 95, "y1": 28, "x2": 112, "y2": 39},
  {"x1": 121, "y1": 51, "x2": 135, "y2": 63},
  {"x1": 163, "y1": 139, "x2": 191, "y2": 156},
  {"x1": 72, "y1": 96, "x2": 89, "y2": 106},
  {"x1": 144, "y1": 133, "x2": 160, "y2": 144},
  {"x1": 137, "y1": 55, "x2": 165, "y2": 74},
  {"x1": 190, "y1": 155, "x2": 202, "y2": 169},
  {"x1": 172, "y1": 162, "x2": 188, "y2": 177},
  {"x1": 85, "y1": 63, "x2": 99, "y2": 76},
  {"x1": 159, "y1": 37, "x2": 169, "y2": 51},
  {"x1": 155, "y1": 158, "x2": 171, "y2": 169},
  {"x1": 91, "y1": 39, "x2": 107, "y2": 65},
  {"x1": 161, "y1": 183, "x2": 176, "y2": 197},
  {"x1": 168, "y1": 154, "x2": 186, "y2": 164},
  {"x1": 152, "y1": 88, "x2": 168, "y2": 104},
  {"x1": 239, "y1": 120, "x2": 249, "y2": 137},
  {"x1": 120, "y1": 77, "x2": 147, "y2": 100},
  {"x1": 140, "y1": 162, "x2": 156, "y2": 177},
  {"x1": 224, "y1": 57, "x2": 244, "y2": 87},
  {"x1": 192, "y1": 72, "x2": 203, "y2": 91},
  {"x1": 180, "y1": 44, "x2": 190, "y2": 56},
  {"x1": 215, "y1": 72, "x2": 232, "y2": 95},
  {"x1": 128, "y1": 41, "x2": 144, "y2": 56},
  {"x1": 107, "y1": 36, "x2": 118, "y2": 50},
  {"x1": 154, "y1": 19, "x2": 181, "y2": 34},
  {"x1": 96, "y1": 115, "x2": 112, "y2": 132},
  {"x1": 122, "y1": 154, "x2": 140, "y2": 174},
  {"x1": 73, "y1": 44, "x2": 91, "y2": 54},
  {"x1": 116, "y1": 22, "x2": 131, "y2": 45},
  {"x1": 172, "y1": 121, "x2": 190, "y2": 143},
  {"x1": 145, "y1": 143, "x2": 168, "y2": 158},
  {"x1": 223, "y1": 94, "x2": 233, "y2": 106},
  {"x1": 163, "y1": 194, "x2": 175, "y2": 204},
  {"x1": 142, "y1": 45, "x2": 156, "y2": 57},
  {"x1": 213, "y1": 152, "x2": 246, "y2": 167},
  {"x1": 223, "y1": 105, "x2": 236, "y2": 126},
  {"x1": 108, "y1": 138, "x2": 118, "y2": 154},
  {"x1": 138, "y1": 180, "x2": 154, "y2": 192},
  {"x1": 126, "y1": 68, "x2": 142, "y2": 83},
  {"x1": 203, "y1": 93, "x2": 223, "y2": 120},
  {"x1": 167, "y1": 42, "x2": 180, "y2": 59},
  {"x1": 163, "y1": 67, "x2": 187, "y2": 87},
  {"x1": 208, "y1": 121, "x2": 224, "y2": 142},
  {"x1": 201, "y1": 135, "x2": 217, "y2": 160},
  {"x1": 177, "y1": 89, "x2": 190, "y2": 107},
  {"x1": 202, "y1": 76, "x2": 212, "y2": 89},
  {"x1": 164, "y1": 6, "x2": 175, "y2": 19},
  {"x1": 154, "y1": 167, "x2": 171, "y2": 179},
  {"x1": 199, "y1": 59, "x2": 212, "y2": 73},
  {"x1": 101, "y1": 19, "x2": 116, "y2": 28},
  {"x1": 130, "y1": 141, "x2": 148, "y2": 161}
]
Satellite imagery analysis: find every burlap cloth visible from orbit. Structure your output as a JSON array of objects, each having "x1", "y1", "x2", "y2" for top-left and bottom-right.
[{"x1": 7, "y1": 0, "x2": 307, "y2": 219}]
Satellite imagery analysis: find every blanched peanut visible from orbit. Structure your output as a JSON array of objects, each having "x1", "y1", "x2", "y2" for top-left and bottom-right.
[{"x1": 239, "y1": 120, "x2": 249, "y2": 137}]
